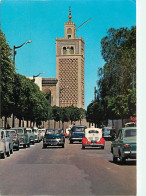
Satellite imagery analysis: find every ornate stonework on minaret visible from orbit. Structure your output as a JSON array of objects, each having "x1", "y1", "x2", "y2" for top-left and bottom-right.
[{"x1": 56, "y1": 7, "x2": 85, "y2": 108}]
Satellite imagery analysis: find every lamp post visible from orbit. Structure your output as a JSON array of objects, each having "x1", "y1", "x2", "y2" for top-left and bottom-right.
[
  {"x1": 12, "y1": 40, "x2": 32, "y2": 127},
  {"x1": 13, "y1": 40, "x2": 32, "y2": 65},
  {"x1": 33, "y1": 72, "x2": 45, "y2": 80}
]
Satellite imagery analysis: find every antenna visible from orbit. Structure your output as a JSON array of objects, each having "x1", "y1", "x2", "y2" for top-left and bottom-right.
[{"x1": 75, "y1": 18, "x2": 92, "y2": 31}]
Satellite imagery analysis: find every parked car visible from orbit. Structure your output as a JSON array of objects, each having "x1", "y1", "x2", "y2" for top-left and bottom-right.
[
  {"x1": 43, "y1": 128, "x2": 65, "y2": 148},
  {"x1": 7, "y1": 129, "x2": 20, "y2": 151},
  {"x1": 102, "y1": 127, "x2": 116, "y2": 141},
  {"x1": 111, "y1": 127, "x2": 136, "y2": 164},
  {"x1": 38, "y1": 128, "x2": 46, "y2": 140},
  {"x1": 82, "y1": 127, "x2": 105, "y2": 149},
  {"x1": 32, "y1": 127, "x2": 41, "y2": 143},
  {"x1": 26, "y1": 128, "x2": 35, "y2": 145},
  {"x1": 0, "y1": 128, "x2": 13, "y2": 159},
  {"x1": 69, "y1": 125, "x2": 87, "y2": 144},
  {"x1": 65, "y1": 128, "x2": 69, "y2": 138},
  {"x1": 11, "y1": 127, "x2": 30, "y2": 148}
]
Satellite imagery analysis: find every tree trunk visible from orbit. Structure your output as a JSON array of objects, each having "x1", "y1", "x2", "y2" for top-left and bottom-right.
[
  {"x1": 4, "y1": 116, "x2": 7, "y2": 129},
  {"x1": 19, "y1": 119, "x2": 21, "y2": 127},
  {"x1": 12, "y1": 114, "x2": 15, "y2": 127}
]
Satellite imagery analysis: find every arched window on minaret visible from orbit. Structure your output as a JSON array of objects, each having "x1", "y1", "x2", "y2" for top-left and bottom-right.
[
  {"x1": 63, "y1": 47, "x2": 67, "y2": 54},
  {"x1": 70, "y1": 46, "x2": 74, "y2": 54}
]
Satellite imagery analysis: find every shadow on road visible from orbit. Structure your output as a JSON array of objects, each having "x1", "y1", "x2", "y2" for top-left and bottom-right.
[{"x1": 109, "y1": 160, "x2": 136, "y2": 166}]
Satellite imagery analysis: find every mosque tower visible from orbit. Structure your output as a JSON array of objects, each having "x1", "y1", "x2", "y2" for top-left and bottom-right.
[{"x1": 56, "y1": 7, "x2": 85, "y2": 108}]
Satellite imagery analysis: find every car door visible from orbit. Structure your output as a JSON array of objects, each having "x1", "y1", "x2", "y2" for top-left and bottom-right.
[
  {"x1": 0, "y1": 130, "x2": 5, "y2": 154},
  {"x1": 113, "y1": 129, "x2": 122, "y2": 156}
]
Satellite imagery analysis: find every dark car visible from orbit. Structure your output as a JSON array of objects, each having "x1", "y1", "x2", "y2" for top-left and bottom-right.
[
  {"x1": 102, "y1": 127, "x2": 116, "y2": 141},
  {"x1": 43, "y1": 128, "x2": 65, "y2": 148},
  {"x1": 69, "y1": 125, "x2": 87, "y2": 144}
]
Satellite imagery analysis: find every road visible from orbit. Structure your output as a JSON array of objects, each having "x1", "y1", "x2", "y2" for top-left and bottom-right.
[{"x1": 0, "y1": 139, "x2": 136, "y2": 196}]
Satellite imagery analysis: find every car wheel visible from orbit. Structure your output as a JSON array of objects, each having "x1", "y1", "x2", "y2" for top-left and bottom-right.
[
  {"x1": 0, "y1": 153, "x2": 5, "y2": 159},
  {"x1": 119, "y1": 154, "x2": 126, "y2": 164},
  {"x1": 23, "y1": 144, "x2": 26, "y2": 148},
  {"x1": 113, "y1": 156, "x2": 118, "y2": 163},
  {"x1": 62, "y1": 144, "x2": 64, "y2": 148},
  {"x1": 10, "y1": 148, "x2": 13, "y2": 154},
  {"x1": 17, "y1": 146, "x2": 19, "y2": 151},
  {"x1": 70, "y1": 140, "x2": 73, "y2": 144},
  {"x1": 101, "y1": 146, "x2": 104, "y2": 149},
  {"x1": 6, "y1": 149, "x2": 10, "y2": 157},
  {"x1": 43, "y1": 144, "x2": 47, "y2": 148},
  {"x1": 82, "y1": 145, "x2": 85, "y2": 149}
]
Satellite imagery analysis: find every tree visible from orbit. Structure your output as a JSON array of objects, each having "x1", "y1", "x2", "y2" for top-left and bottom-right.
[{"x1": 0, "y1": 29, "x2": 15, "y2": 126}]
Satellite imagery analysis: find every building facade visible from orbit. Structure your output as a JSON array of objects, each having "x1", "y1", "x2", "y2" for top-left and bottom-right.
[{"x1": 56, "y1": 8, "x2": 85, "y2": 108}]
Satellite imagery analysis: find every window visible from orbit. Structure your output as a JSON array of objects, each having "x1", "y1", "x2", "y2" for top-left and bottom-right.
[
  {"x1": 63, "y1": 47, "x2": 67, "y2": 54},
  {"x1": 70, "y1": 47, "x2": 74, "y2": 54},
  {"x1": 68, "y1": 35, "x2": 71, "y2": 39}
]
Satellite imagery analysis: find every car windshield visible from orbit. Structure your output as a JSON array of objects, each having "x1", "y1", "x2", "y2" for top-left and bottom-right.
[
  {"x1": 124, "y1": 129, "x2": 136, "y2": 137},
  {"x1": 17, "y1": 129, "x2": 23, "y2": 134},
  {"x1": 89, "y1": 130, "x2": 99, "y2": 134},
  {"x1": 46, "y1": 129, "x2": 62, "y2": 135},
  {"x1": 7, "y1": 131, "x2": 16, "y2": 136},
  {"x1": 26, "y1": 130, "x2": 32, "y2": 133},
  {"x1": 74, "y1": 127, "x2": 85, "y2": 132}
]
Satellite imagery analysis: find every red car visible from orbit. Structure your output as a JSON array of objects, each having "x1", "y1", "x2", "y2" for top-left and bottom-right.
[{"x1": 82, "y1": 127, "x2": 105, "y2": 149}]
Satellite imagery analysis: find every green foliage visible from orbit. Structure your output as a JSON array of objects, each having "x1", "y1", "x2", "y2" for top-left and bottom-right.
[
  {"x1": 0, "y1": 29, "x2": 15, "y2": 117},
  {"x1": 87, "y1": 26, "x2": 136, "y2": 123}
]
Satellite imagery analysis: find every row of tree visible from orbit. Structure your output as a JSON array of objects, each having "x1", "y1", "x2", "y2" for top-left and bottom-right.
[
  {"x1": 0, "y1": 29, "x2": 86, "y2": 128},
  {"x1": 86, "y1": 26, "x2": 136, "y2": 126}
]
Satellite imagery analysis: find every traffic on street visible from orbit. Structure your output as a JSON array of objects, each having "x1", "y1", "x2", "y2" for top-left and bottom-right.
[{"x1": 0, "y1": 126, "x2": 136, "y2": 196}]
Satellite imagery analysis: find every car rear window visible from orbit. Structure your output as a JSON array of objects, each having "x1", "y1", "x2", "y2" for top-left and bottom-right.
[
  {"x1": 89, "y1": 130, "x2": 99, "y2": 134},
  {"x1": 74, "y1": 127, "x2": 85, "y2": 132},
  {"x1": 124, "y1": 129, "x2": 136, "y2": 137},
  {"x1": 46, "y1": 129, "x2": 62, "y2": 135},
  {"x1": 26, "y1": 130, "x2": 32, "y2": 133},
  {"x1": 17, "y1": 129, "x2": 23, "y2": 134},
  {"x1": 7, "y1": 131, "x2": 16, "y2": 135}
]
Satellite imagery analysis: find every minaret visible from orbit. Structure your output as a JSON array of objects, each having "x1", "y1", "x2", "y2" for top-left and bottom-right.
[{"x1": 56, "y1": 7, "x2": 85, "y2": 108}]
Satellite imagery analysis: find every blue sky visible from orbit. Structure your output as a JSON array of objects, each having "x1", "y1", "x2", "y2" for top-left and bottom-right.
[{"x1": 1, "y1": 0, "x2": 136, "y2": 109}]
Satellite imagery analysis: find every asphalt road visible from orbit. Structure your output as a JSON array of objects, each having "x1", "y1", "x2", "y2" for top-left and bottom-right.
[{"x1": 0, "y1": 139, "x2": 136, "y2": 196}]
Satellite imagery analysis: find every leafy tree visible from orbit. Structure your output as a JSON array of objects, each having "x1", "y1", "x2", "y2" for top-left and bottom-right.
[{"x1": 0, "y1": 29, "x2": 15, "y2": 126}]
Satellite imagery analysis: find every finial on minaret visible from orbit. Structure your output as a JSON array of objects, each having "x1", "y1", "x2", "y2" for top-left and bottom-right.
[{"x1": 69, "y1": 6, "x2": 72, "y2": 20}]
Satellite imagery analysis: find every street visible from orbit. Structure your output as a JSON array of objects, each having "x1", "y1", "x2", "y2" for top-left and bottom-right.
[{"x1": 0, "y1": 139, "x2": 136, "y2": 196}]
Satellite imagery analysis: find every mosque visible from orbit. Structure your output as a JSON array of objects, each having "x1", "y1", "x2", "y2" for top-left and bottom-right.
[{"x1": 33, "y1": 8, "x2": 85, "y2": 109}]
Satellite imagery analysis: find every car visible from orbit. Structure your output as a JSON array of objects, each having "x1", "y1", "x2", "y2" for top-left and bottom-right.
[
  {"x1": 82, "y1": 127, "x2": 105, "y2": 149},
  {"x1": 65, "y1": 128, "x2": 70, "y2": 138},
  {"x1": 0, "y1": 128, "x2": 13, "y2": 159},
  {"x1": 26, "y1": 128, "x2": 35, "y2": 145},
  {"x1": 32, "y1": 127, "x2": 41, "y2": 143},
  {"x1": 43, "y1": 128, "x2": 65, "y2": 148},
  {"x1": 102, "y1": 127, "x2": 116, "y2": 141},
  {"x1": 11, "y1": 127, "x2": 30, "y2": 148},
  {"x1": 111, "y1": 127, "x2": 136, "y2": 164},
  {"x1": 6, "y1": 129, "x2": 20, "y2": 151},
  {"x1": 38, "y1": 128, "x2": 46, "y2": 140},
  {"x1": 69, "y1": 125, "x2": 87, "y2": 144}
]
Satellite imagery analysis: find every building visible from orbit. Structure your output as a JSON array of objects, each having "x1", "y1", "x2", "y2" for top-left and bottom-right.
[
  {"x1": 56, "y1": 7, "x2": 85, "y2": 108},
  {"x1": 30, "y1": 8, "x2": 85, "y2": 109},
  {"x1": 28, "y1": 77, "x2": 58, "y2": 106}
]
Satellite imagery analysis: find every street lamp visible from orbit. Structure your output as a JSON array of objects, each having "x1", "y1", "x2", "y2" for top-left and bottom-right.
[
  {"x1": 13, "y1": 40, "x2": 32, "y2": 64},
  {"x1": 12, "y1": 40, "x2": 32, "y2": 127},
  {"x1": 33, "y1": 72, "x2": 45, "y2": 80}
]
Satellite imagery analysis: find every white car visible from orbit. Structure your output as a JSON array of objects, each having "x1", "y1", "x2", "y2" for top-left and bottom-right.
[
  {"x1": 0, "y1": 128, "x2": 13, "y2": 159},
  {"x1": 82, "y1": 127, "x2": 105, "y2": 149},
  {"x1": 38, "y1": 129, "x2": 46, "y2": 139},
  {"x1": 32, "y1": 127, "x2": 41, "y2": 143}
]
